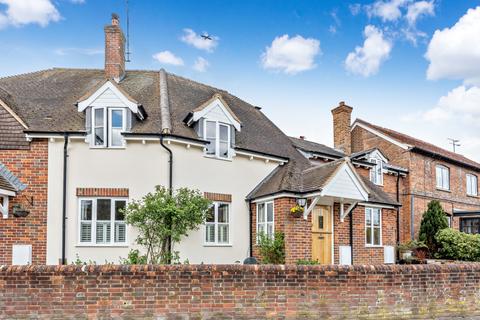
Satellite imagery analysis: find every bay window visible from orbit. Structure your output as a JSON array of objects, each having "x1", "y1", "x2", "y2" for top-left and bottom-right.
[
  {"x1": 91, "y1": 107, "x2": 126, "y2": 148},
  {"x1": 205, "y1": 202, "x2": 230, "y2": 245},
  {"x1": 257, "y1": 201, "x2": 274, "y2": 241},
  {"x1": 436, "y1": 165, "x2": 450, "y2": 190},
  {"x1": 79, "y1": 198, "x2": 127, "y2": 245},
  {"x1": 204, "y1": 119, "x2": 231, "y2": 159},
  {"x1": 365, "y1": 207, "x2": 381, "y2": 246},
  {"x1": 467, "y1": 174, "x2": 478, "y2": 196}
]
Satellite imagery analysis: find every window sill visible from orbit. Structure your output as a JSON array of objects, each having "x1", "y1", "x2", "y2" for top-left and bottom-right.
[
  {"x1": 436, "y1": 188, "x2": 451, "y2": 193},
  {"x1": 467, "y1": 194, "x2": 479, "y2": 198},
  {"x1": 76, "y1": 244, "x2": 129, "y2": 248},
  {"x1": 89, "y1": 146, "x2": 126, "y2": 150},
  {"x1": 365, "y1": 244, "x2": 383, "y2": 248},
  {"x1": 203, "y1": 154, "x2": 233, "y2": 162},
  {"x1": 203, "y1": 243, "x2": 232, "y2": 247}
]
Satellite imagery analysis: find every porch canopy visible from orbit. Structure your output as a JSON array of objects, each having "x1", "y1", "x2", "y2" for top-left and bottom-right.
[{"x1": 0, "y1": 162, "x2": 26, "y2": 218}]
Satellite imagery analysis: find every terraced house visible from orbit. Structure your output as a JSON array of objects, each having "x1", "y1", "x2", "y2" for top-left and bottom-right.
[{"x1": 0, "y1": 14, "x2": 476, "y2": 266}]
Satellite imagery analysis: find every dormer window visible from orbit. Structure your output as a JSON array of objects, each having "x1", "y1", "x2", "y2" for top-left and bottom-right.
[
  {"x1": 205, "y1": 120, "x2": 231, "y2": 158},
  {"x1": 92, "y1": 107, "x2": 126, "y2": 148},
  {"x1": 368, "y1": 150, "x2": 387, "y2": 186}
]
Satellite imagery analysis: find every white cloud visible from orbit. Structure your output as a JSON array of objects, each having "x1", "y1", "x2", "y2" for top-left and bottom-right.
[
  {"x1": 152, "y1": 51, "x2": 184, "y2": 66},
  {"x1": 425, "y1": 6, "x2": 480, "y2": 85},
  {"x1": 180, "y1": 28, "x2": 218, "y2": 52},
  {"x1": 0, "y1": 0, "x2": 61, "y2": 29},
  {"x1": 406, "y1": 1, "x2": 434, "y2": 26},
  {"x1": 366, "y1": 0, "x2": 408, "y2": 22},
  {"x1": 345, "y1": 25, "x2": 392, "y2": 77},
  {"x1": 349, "y1": 3, "x2": 362, "y2": 16},
  {"x1": 261, "y1": 34, "x2": 321, "y2": 75},
  {"x1": 193, "y1": 57, "x2": 209, "y2": 72},
  {"x1": 54, "y1": 47, "x2": 103, "y2": 56}
]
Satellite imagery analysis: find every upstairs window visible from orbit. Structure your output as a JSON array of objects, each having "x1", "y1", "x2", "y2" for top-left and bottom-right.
[
  {"x1": 436, "y1": 165, "x2": 450, "y2": 190},
  {"x1": 467, "y1": 174, "x2": 478, "y2": 196},
  {"x1": 79, "y1": 198, "x2": 127, "y2": 245},
  {"x1": 91, "y1": 107, "x2": 126, "y2": 148},
  {"x1": 369, "y1": 156, "x2": 383, "y2": 185},
  {"x1": 204, "y1": 120, "x2": 231, "y2": 159}
]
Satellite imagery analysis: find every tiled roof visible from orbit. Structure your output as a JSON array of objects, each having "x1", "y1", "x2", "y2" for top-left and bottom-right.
[
  {"x1": 0, "y1": 87, "x2": 29, "y2": 149},
  {"x1": 355, "y1": 118, "x2": 480, "y2": 171},
  {"x1": 289, "y1": 136, "x2": 344, "y2": 158},
  {"x1": 0, "y1": 162, "x2": 26, "y2": 193}
]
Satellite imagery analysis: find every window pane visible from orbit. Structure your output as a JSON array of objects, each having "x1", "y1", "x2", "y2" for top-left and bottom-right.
[
  {"x1": 206, "y1": 138, "x2": 216, "y2": 155},
  {"x1": 111, "y1": 128, "x2": 122, "y2": 147},
  {"x1": 366, "y1": 227, "x2": 372, "y2": 245},
  {"x1": 266, "y1": 202, "x2": 274, "y2": 222},
  {"x1": 94, "y1": 127, "x2": 104, "y2": 146},
  {"x1": 373, "y1": 209, "x2": 380, "y2": 226},
  {"x1": 206, "y1": 206, "x2": 215, "y2": 222},
  {"x1": 80, "y1": 200, "x2": 92, "y2": 221},
  {"x1": 111, "y1": 110, "x2": 123, "y2": 128},
  {"x1": 267, "y1": 223, "x2": 274, "y2": 238},
  {"x1": 206, "y1": 121, "x2": 216, "y2": 138},
  {"x1": 218, "y1": 204, "x2": 229, "y2": 223},
  {"x1": 218, "y1": 224, "x2": 229, "y2": 243},
  {"x1": 373, "y1": 228, "x2": 381, "y2": 245},
  {"x1": 115, "y1": 200, "x2": 126, "y2": 220},
  {"x1": 114, "y1": 222, "x2": 126, "y2": 243},
  {"x1": 365, "y1": 209, "x2": 372, "y2": 225},
  {"x1": 97, "y1": 199, "x2": 111, "y2": 220},
  {"x1": 205, "y1": 224, "x2": 215, "y2": 242},
  {"x1": 219, "y1": 125, "x2": 228, "y2": 141},
  {"x1": 219, "y1": 141, "x2": 229, "y2": 158},
  {"x1": 94, "y1": 108, "x2": 104, "y2": 126},
  {"x1": 257, "y1": 204, "x2": 265, "y2": 223},
  {"x1": 96, "y1": 222, "x2": 111, "y2": 244},
  {"x1": 80, "y1": 222, "x2": 92, "y2": 242},
  {"x1": 257, "y1": 224, "x2": 265, "y2": 236}
]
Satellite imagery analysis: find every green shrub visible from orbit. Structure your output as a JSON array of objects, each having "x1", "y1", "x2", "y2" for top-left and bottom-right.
[
  {"x1": 436, "y1": 228, "x2": 480, "y2": 261},
  {"x1": 257, "y1": 232, "x2": 285, "y2": 264},
  {"x1": 419, "y1": 200, "x2": 449, "y2": 255},
  {"x1": 121, "y1": 249, "x2": 148, "y2": 264},
  {"x1": 296, "y1": 259, "x2": 319, "y2": 265}
]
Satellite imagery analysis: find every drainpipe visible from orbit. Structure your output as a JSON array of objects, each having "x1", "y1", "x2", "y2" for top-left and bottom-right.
[
  {"x1": 61, "y1": 133, "x2": 69, "y2": 265},
  {"x1": 396, "y1": 172, "x2": 401, "y2": 262},
  {"x1": 160, "y1": 135, "x2": 173, "y2": 263},
  {"x1": 349, "y1": 203, "x2": 357, "y2": 265},
  {"x1": 410, "y1": 195, "x2": 415, "y2": 239},
  {"x1": 248, "y1": 200, "x2": 253, "y2": 257}
]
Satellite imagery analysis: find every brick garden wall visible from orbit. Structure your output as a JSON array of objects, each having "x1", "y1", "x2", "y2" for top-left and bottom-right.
[
  {"x1": 2, "y1": 264, "x2": 480, "y2": 319},
  {"x1": 0, "y1": 139, "x2": 48, "y2": 264}
]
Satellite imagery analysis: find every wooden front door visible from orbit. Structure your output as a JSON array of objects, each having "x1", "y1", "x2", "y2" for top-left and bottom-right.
[{"x1": 311, "y1": 206, "x2": 332, "y2": 264}]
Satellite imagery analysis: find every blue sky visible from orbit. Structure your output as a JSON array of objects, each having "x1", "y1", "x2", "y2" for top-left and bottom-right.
[{"x1": 1, "y1": 0, "x2": 480, "y2": 160}]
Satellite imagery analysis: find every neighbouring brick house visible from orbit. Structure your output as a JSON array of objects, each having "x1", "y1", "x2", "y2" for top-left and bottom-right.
[
  {"x1": 330, "y1": 101, "x2": 480, "y2": 242},
  {"x1": 0, "y1": 13, "x2": 400, "y2": 265}
]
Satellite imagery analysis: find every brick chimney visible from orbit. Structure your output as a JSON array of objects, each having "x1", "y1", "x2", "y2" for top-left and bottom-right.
[
  {"x1": 331, "y1": 101, "x2": 353, "y2": 155},
  {"x1": 104, "y1": 13, "x2": 125, "y2": 82}
]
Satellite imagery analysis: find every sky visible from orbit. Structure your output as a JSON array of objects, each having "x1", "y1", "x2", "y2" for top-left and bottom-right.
[{"x1": 1, "y1": 0, "x2": 480, "y2": 160}]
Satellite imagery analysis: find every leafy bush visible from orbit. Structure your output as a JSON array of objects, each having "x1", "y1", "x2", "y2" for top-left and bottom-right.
[
  {"x1": 436, "y1": 228, "x2": 480, "y2": 261},
  {"x1": 296, "y1": 259, "x2": 319, "y2": 265},
  {"x1": 257, "y1": 232, "x2": 285, "y2": 264},
  {"x1": 121, "y1": 249, "x2": 148, "y2": 265},
  {"x1": 419, "y1": 200, "x2": 449, "y2": 255}
]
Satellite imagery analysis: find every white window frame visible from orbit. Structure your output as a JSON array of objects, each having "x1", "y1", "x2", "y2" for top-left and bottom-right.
[
  {"x1": 203, "y1": 119, "x2": 231, "y2": 160},
  {"x1": 467, "y1": 174, "x2": 478, "y2": 196},
  {"x1": 256, "y1": 201, "x2": 274, "y2": 243},
  {"x1": 369, "y1": 156, "x2": 383, "y2": 186},
  {"x1": 204, "y1": 202, "x2": 231, "y2": 246},
  {"x1": 365, "y1": 207, "x2": 382, "y2": 247},
  {"x1": 77, "y1": 197, "x2": 128, "y2": 247},
  {"x1": 90, "y1": 107, "x2": 126, "y2": 149},
  {"x1": 436, "y1": 165, "x2": 450, "y2": 191}
]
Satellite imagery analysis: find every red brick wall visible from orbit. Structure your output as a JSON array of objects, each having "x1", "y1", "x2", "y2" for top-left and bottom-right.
[
  {"x1": 333, "y1": 204, "x2": 397, "y2": 265},
  {"x1": 2, "y1": 264, "x2": 480, "y2": 318},
  {"x1": 0, "y1": 139, "x2": 48, "y2": 264}
]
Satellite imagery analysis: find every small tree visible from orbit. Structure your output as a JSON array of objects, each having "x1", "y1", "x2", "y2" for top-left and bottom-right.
[
  {"x1": 124, "y1": 186, "x2": 211, "y2": 264},
  {"x1": 257, "y1": 232, "x2": 285, "y2": 264},
  {"x1": 418, "y1": 200, "x2": 449, "y2": 255}
]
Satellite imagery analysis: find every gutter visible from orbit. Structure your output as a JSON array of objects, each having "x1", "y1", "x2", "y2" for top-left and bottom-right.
[{"x1": 61, "y1": 133, "x2": 69, "y2": 265}]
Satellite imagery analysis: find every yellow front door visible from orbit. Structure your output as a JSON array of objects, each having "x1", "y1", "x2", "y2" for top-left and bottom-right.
[{"x1": 311, "y1": 206, "x2": 332, "y2": 264}]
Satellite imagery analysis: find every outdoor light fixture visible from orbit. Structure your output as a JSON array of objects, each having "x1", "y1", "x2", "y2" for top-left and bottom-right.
[{"x1": 296, "y1": 198, "x2": 307, "y2": 207}]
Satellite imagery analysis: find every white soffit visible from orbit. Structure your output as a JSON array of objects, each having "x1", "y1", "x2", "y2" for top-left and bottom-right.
[{"x1": 77, "y1": 81, "x2": 138, "y2": 113}]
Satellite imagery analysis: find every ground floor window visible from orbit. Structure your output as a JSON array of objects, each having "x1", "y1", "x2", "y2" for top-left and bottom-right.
[
  {"x1": 460, "y1": 218, "x2": 480, "y2": 234},
  {"x1": 79, "y1": 198, "x2": 127, "y2": 245},
  {"x1": 205, "y1": 202, "x2": 230, "y2": 245},
  {"x1": 365, "y1": 207, "x2": 382, "y2": 246},
  {"x1": 257, "y1": 201, "x2": 274, "y2": 241}
]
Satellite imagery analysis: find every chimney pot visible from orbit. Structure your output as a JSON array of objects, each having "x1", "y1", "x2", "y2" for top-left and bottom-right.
[
  {"x1": 111, "y1": 13, "x2": 119, "y2": 25},
  {"x1": 339, "y1": 101, "x2": 345, "y2": 106},
  {"x1": 299, "y1": 136, "x2": 305, "y2": 140}
]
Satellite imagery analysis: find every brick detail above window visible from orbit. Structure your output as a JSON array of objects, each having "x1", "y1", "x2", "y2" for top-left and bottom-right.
[
  {"x1": 204, "y1": 192, "x2": 232, "y2": 202},
  {"x1": 76, "y1": 188, "x2": 129, "y2": 197}
]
